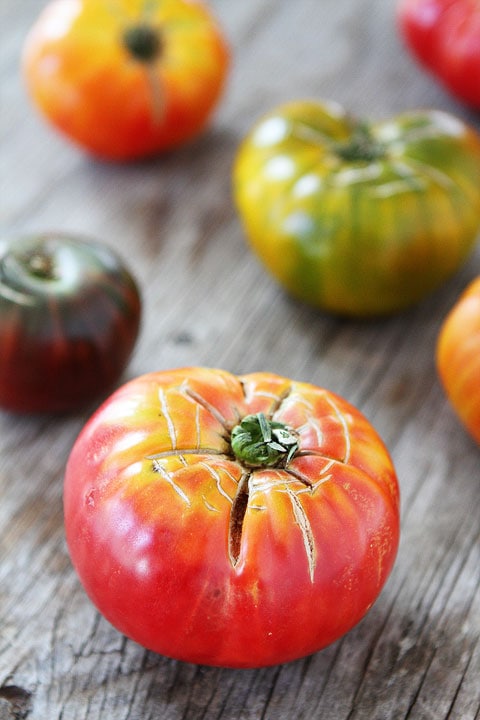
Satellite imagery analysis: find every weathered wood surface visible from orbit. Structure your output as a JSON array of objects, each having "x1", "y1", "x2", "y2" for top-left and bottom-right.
[{"x1": 1, "y1": 0, "x2": 479, "y2": 718}]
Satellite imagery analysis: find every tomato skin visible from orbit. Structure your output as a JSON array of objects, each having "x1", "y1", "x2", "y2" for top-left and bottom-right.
[
  {"x1": 437, "y1": 276, "x2": 480, "y2": 445},
  {"x1": 64, "y1": 367, "x2": 400, "y2": 668},
  {"x1": 22, "y1": 0, "x2": 229, "y2": 160},
  {"x1": 398, "y1": 0, "x2": 480, "y2": 109},
  {"x1": 0, "y1": 233, "x2": 141, "y2": 413},
  {"x1": 233, "y1": 100, "x2": 480, "y2": 317}
]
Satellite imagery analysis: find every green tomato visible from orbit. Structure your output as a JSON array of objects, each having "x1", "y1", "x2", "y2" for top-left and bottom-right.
[{"x1": 233, "y1": 100, "x2": 480, "y2": 316}]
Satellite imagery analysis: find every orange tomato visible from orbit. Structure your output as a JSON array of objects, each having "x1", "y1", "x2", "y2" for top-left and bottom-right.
[
  {"x1": 437, "y1": 276, "x2": 480, "y2": 445},
  {"x1": 22, "y1": 0, "x2": 230, "y2": 160}
]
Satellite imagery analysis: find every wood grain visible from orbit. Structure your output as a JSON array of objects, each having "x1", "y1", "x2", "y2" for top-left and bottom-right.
[{"x1": 1, "y1": 1, "x2": 479, "y2": 718}]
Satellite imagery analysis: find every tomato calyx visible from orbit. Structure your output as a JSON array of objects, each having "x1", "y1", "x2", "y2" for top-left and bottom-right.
[
  {"x1": 228, "y1": 413, "x2": 299, "y2": 567},
  {"x1": 335, "y1": 122, "x2": 385, "y2": 163},
  {"x1": 122, "y1": 23, "x2": 163, "y2": 64},
  {"x1": 21, "y1": 250, "x2": 58, "y2": 281},
  {"x1": 1, "y1": 242, "x2": 57, "y2": 285},
  {"x1": 0, "y1": 239, "x2": 61, "y2": 302},
  {"x1": 231, "y1": 412, "x2": 299, "y2": 468},
  {"x1": 149, "y1": 409, "x2": 300, "y2": 569}
]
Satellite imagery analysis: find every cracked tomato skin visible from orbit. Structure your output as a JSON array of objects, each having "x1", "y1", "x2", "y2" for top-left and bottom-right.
[
  {"x1": 64, "y1": 367, "x2": 400, "y2": 668},
  {"x1": 22, "y1": 0, "x2": 229, "y2": 160},
  {"x1": 437, "y1": 276, "x2": 480, "y2": 445},
  {"x1": 0, "y1": 233, "x2": 141, "y2": 414},
  {"x1": 233, "y1": 100, "x2": 480, "y2": 317},
  {"x1": 397, "y1": 0, "x2": 480, "y2": 109}
]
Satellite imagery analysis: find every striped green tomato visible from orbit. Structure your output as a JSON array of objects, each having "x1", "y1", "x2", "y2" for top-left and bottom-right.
[{"x1": 233, "y1": 100, "x2": 480, "y2": 317}]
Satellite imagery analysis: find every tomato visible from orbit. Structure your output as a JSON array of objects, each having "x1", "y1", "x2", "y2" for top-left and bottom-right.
[
  {"x1": 397, "y1": 0, "x2": 480, "y2": 109},
  {"x1": 64, "y1": 367, "x2": 400, "y2": 668},
  {"x1": 22, "y1": 0, "x2": 229, "y2": 160},
  {"x1": 233, "y1": 100, "x2": 480, "y2": 317},
  {"x1": 437, "y1": 276, "x2": 480, "y2": 445},
  {"x1": 0, "y1": 233, "x2": 141, "y2": 413}
]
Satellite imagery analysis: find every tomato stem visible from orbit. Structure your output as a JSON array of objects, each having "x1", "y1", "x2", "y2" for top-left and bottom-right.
[
  {"x1": 336, "y1": 122, "x2": 385, "y2": 163},
  {"x1": 23, "y1": 251, "x2": 57, "y2": 281},
  {"x1": 231, "y1": 413, "x2": 299, "y2": 468},
  {"x1": 123, "y1": 23, "x2": 163, "y2": 64}
]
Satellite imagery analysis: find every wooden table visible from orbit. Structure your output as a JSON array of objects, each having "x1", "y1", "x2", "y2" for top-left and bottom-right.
[{"x1": 1, "y1": 1, "x2": 479, "y2": 718}]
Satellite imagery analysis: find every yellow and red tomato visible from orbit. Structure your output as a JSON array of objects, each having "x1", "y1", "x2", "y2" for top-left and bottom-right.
[
  {"x1": 437, "y1": 276, "x2": 480, "y2": 445},
  {"x1": 233, "y1": 100, "x2": 480, "y2": 317},
  {"x1": 64, "y1": 367, "x2": 400, "y2": 668},
  {"x1": 23, "y1": 0, "x2": 230, "y2": 160}
]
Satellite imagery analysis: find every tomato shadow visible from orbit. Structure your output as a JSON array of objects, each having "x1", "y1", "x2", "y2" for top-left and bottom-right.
[
  {"x1": 80, "y1": 124, "x2": 241, "y2": 185},
  {"x1": 74, "y1": 125, "x2": 241, "y2": 266}
]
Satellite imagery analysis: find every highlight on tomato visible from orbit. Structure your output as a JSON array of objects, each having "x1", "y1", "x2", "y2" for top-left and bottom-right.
[
  {"x1": 64, "y1": 367, "x2": 400, "y2": 668},
  {"x1": 397, "y1": 0, "x2": 480, "y2": 110},
  {"x1": 0, "y1": 232, "x2": 141, "y2": 413},
  {"x1": 233, "y1": 99, "x2": 480, "y2": 317},
  {"x1": 437, "y1": 276, "x2": 480, "y2": 445},
  {"x1": 22, "y1": 0, "x2": 230, "y2": 160}
]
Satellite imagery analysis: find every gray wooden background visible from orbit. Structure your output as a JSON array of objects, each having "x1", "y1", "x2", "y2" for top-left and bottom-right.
[{"x1": 1, "y1": 1, "x2": 479, "y2": 718}]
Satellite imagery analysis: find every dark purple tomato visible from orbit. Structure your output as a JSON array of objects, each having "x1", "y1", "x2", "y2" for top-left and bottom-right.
[{"x1": 0, "y1": 233, "x2": 141, "y2": 413}]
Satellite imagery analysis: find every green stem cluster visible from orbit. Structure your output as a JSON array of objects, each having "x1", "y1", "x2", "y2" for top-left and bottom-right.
[
  {"x1": 335, "y1": 122, "x2": 386, "y2": 163},
  {"x1": 231, "y1": 413, "x2": 299, "y2": 468},
  {"x1": 123, "y1": 23, "x2": 163, "y2": 64}
]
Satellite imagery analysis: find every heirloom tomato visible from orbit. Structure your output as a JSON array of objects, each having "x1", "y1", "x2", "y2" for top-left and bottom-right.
[
  {"x1": 64, "y1": 367, "x2": 400, "y2": 668},
  {"x1": 437, "y1": 276, "x2": 480, "y2": 445},
  {"x1": 233, "y1": 100, "x2": 480, "y2": 317},
  {"x1": 398, "y1": 0, "x2": 480, "y2": 109},
  {"x1": 0, "y1": 233, "x2": 141, "y2": 413},
  {"x1": 22, "y1": 0, "x2": 229, "y2": 160}
]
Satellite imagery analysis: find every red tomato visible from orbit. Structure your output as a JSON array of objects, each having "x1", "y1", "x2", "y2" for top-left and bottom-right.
[
  {"x1": 0, "y1": 233, "x2": 141, "y2": 413},
  {"x1": 398, "y1": 0, "x2": 480, "y2": 109},
  {"x1": 437, "y1": 276, "x2": 480, "y2": 444},
  {"x1": 22, "y1": 0, "x2": 230, "y2": 160},
  {"x1": 64, "y1": 367, "x2": 400, "y2": 668}
]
